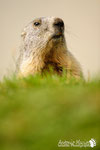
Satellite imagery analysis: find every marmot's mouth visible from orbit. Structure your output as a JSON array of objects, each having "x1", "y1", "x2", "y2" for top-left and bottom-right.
[{"x1": 52, "y1": 34, "x2": 63, "y2": 39}]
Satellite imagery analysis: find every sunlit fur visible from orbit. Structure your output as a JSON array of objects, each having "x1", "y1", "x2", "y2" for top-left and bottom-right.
[{"x1": 16, "y1": 17, "x2": 83, "y2": 78}]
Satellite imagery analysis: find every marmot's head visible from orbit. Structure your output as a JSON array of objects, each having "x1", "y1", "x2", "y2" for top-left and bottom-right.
[
  {"x1": 17, "y1": 17, "x2": 82, "y2": 78},
  {"x1": 21, "y1": 17, "x2": 66, "y2": 55}
]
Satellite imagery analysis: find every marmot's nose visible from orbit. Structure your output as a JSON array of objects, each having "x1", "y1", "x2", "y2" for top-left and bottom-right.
[{"x1": 53, "y1": 18, "x2": 64, "y2": 32}]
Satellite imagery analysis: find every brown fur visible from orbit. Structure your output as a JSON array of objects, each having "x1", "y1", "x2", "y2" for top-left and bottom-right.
[{"x1": 16, "y1": 17, "x2": 83, "y2": 78}]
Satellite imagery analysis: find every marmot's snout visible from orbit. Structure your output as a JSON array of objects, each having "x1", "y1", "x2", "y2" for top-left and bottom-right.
[
  {"x1": 53, "y1": 18, "x2": 64, "y2": 32},
  {"x1": 52, "y1": 18, "x2": 64, "y2": 38}
]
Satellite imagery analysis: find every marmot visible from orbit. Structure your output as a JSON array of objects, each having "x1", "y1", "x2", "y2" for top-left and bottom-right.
[{"x1": 16, "y1": 17, "x2": 83, "y2": 78}]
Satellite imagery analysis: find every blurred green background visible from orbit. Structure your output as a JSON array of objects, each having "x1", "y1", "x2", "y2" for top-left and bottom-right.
[{"x1": 0, "y1": 75, "x2": 100, "y2": 150}]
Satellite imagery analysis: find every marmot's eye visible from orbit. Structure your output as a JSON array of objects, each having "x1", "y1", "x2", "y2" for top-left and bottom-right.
[{"x1": 34, "y1": 22, "x2": 41, "y2": 26}]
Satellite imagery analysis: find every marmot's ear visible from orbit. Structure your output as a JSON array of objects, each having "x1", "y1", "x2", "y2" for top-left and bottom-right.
[{"x1": 21, "y1": 32, "x2": 26, "y2": 39}]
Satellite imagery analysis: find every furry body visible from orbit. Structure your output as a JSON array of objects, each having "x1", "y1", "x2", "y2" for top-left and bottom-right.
[{"x1": 16, "y1": 17, "x2": 83, "y2": 78}]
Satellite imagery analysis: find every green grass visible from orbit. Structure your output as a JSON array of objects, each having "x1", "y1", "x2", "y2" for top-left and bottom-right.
[{"x1": 0, "y1": 74, "x2": 100, "y2": 150}]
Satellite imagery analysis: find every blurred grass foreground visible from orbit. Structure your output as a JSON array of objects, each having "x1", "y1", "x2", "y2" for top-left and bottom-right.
[{"x1": 0, "y1": 74, "x2": 100, "y2": 150}]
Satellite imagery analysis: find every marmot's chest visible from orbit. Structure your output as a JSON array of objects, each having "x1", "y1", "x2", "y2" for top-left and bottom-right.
[{"x1": 42, "y1": 61, "x2": 63, "y2": 75}]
